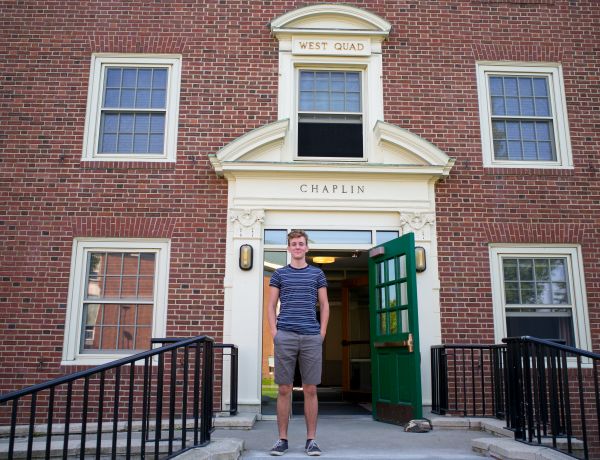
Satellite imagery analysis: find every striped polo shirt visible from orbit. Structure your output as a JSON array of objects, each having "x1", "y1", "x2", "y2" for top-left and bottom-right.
[{"x1": 270, "y1": 264, "x2": 328, "y2": 335}]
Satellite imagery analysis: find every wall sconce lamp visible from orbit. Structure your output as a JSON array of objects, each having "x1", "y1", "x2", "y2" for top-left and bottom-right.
[
  {"x1": 239, "y1": 244, "x2": 253, "y2": 270},
  {"x1": 415, "y1": 246, "x2": 426, "y2": 272}
]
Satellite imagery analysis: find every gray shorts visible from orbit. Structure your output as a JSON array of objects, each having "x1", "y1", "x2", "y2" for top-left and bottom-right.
[{"x1": 274, "y1": 329, "x2": 323, "y2": 385}]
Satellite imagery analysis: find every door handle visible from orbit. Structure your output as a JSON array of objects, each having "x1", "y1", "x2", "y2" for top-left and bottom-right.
[{"x1": 374, "y1": 333, "x2": 414, "y2": 352}]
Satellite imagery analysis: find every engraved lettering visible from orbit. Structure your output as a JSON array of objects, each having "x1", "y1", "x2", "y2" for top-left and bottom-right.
[
  {"x1": 300, "y1": 184, "x2": 308, "y2": 192},
  {"x1": 358, "y1": 185, "x2": 365, "y2": 194},
  {"x1": 312, "y1": 185, "x2": 319, "y2": 193}
]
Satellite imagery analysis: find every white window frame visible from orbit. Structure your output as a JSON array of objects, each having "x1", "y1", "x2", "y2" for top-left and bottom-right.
[
  {"x1": 489, "y1": 245, "x2": 591, "y2": 354},
  {"x1": 295, "y1": 66, "x2": 366, "y2": 161},
  {"x1": 476, "y1": 62, "x2": 572, "y2": 169},
  {"x1": 62, "y1": 239, "x2": 170, "y2": 365},
  {"x1": 82, "y1": 54, "x2": 181, "y2": 162}
]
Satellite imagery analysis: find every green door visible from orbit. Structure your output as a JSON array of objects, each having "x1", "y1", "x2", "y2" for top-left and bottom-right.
[{"x1": 369, "y1": 232, "x2": 422, "y2": 424}]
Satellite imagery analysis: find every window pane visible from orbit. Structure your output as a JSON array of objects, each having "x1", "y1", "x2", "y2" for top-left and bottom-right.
[
  {"x1": 121, "y1": 277, "x2": 138, "y2": 297},
  {"x1": 264, "y1": 229, "x2": 287, "y2": 245},
  {"x1": 103, "y1": 304, "x2": 120, "y2": 325},
  {"x1": 122, "y1": 69, "x2": 137, "y2": 87},
  {"x1": 149, "y1": 134, "x2": 164, "y2": 153},
  {"x1": 503, "y1": 259, "x2": 518, "y2": 280},
  {"x1": 389, "y1": 310, "x2": 398, "y2": 334},
  {"x1": 137, "y1": 69, "x2": 152, "y2": 88},
  {"x1": 305, "y1": 230, "x2": 371, "y2": 245},
  {"x1": 489, "y1": 77, "x2": 503, "y2": 95},
  {"x1": 533, "y1": 78, "x2": 548, "y2": 96},
  {"x1": 139, "y1": 253, "x2": 156, "y2": 275},
  {"x1": 120, "y1": 304, "x2": 136, "y2": 324},
  {"x1": 104, "y1": 88, "x2": 120, "y2": 108},
  {"x1": 550, "y1": 259, "x2": 567, "y2": 281},
  {"x1": 101, "y1": 326, "x2": 119, "y2": 350},
  {"x1": 388, "y1": 285, "x2": 397, "y2": 309},
  {"x1": 535, "y1": 259, "x2": 550, "y2": 280},
  {"x1": 106, "y1": 68, "x2": 122, "y2": 87},
  {"x1": 138, "y1": 277, "x2": 154, "y2": 298},
  {"x1": 387, "y1": 258, "x2": 396, "y2": 282},
  {"x1": 135, "y1": 89, "x2": 151, "y2": 108},
  {"x1": 379, "y1": 312, "x2": 387, "y2": 335},
  {"x1": 263, "y1": 250, "x2": 287, "y2": 273},
  {"x1": 376, "y1": 231, "x2": 399, "y2": 244},
  {"x1": 118, "y1": 325, "x2": 136, "y2": 349},
  {"x1": 135, "y1": 326, "x2": 152, "y2": 349},
  {"x1": 153, "y1": 69, "x2": 168, "y2": 88},
  {"x1": 519, "y1": 260, "x2": 534, "y2": 280},
  {"x1": 151, "y1": 89, "x2": 166, "y2": 108}
]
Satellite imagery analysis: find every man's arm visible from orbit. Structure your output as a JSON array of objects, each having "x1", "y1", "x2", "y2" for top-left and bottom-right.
[
  {"x1": 317, "y1": 286, "x2": 329, "y2": 338},
  {"x1": 266, "y1": 285, "x2": 280, "y2": 338}
]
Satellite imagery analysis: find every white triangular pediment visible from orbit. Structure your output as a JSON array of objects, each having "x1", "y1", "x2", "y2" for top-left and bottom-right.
[{"x1": 209, "y1": 119, "x2": 455, "y2": 178}]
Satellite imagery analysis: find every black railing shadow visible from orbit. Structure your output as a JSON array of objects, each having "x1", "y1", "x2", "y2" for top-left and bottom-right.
[{"x1": 0, "y1": 336, "x2": 215, "y2": 459}]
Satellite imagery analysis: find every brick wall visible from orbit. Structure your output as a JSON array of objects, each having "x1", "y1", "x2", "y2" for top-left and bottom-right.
[{"x1": 1, "y1": 0, "x2": 599, "y2": 395}]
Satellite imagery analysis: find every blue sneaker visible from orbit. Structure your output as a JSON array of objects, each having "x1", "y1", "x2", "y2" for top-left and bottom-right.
[
  {"x1": 270, "y1": 439, "x2": 288, "y2": 456},
  {"x1": 305, "y1": 439, "x2": 322, "y2": 456}
]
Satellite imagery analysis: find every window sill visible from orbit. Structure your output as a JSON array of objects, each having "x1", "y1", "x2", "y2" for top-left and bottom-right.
[
  {"x1": 80, "y1": 160, "x2": 177, "y2": 170},
  {"x1": 484, "y1": 167, "x2": 574, "y2": 176}
]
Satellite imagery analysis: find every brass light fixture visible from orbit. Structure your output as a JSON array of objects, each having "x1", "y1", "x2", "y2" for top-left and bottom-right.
[
  {"x1": 312, "y1": 256, "x2": 336, "y2": 264},
  {"x1": 415, "y1": 246, "x2": 426, "y2": 272},
  {"x1": 239, "y1": 244, "x2": 253, "y2": 270}
]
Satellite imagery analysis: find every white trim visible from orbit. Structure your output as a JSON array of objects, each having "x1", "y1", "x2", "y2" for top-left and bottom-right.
[
  {"x1": 476, "y1": 62, "x2": 572, "y2": 169},
  {"x1": 270, "y1": 4, "x2": 391, "y2": 35},
  {"x1": 62, "y1": 238, "x2": 170, "y2": 365},
  {"x1": 489, "y1": 245, "x2": 591, "y2": 354},
  {"x1": 82, "y1": 54, "x2": 181, "y2": 163}
]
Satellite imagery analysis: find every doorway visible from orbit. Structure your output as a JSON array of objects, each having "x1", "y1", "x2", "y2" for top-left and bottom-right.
[{"x1": 261, "y1": 248, "x2": 372, "y2": 417}]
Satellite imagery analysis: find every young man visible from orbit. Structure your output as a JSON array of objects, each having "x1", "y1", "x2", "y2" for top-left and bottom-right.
[{"x1": 267, "y1": 229, "x2": 330, "y2": 456}]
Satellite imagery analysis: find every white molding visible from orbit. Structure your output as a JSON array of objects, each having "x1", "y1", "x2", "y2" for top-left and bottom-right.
[
  {"x1": 82, "y1": 54, "x2": 182, "y2": 163},
  {"x1": 62, "y1": 238, "x2": 171, "y2": 365},
  {"x1": 476, "y1": 62, "x2": 573, "y2": 169},
  {"x1": 270, "y1": 4, "x2": 391, "y2": 36},
  {"x1": 209, "y1": 119, "x2": 455, "y2": 179},
  {"x1": 488, "y1": 244, "x2": 591, "y2": 354}
]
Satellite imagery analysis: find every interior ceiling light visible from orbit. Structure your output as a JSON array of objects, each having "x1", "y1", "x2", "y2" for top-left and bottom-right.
[{"x1": 312, "y1": 256, "x2": 336, "y2": 264}]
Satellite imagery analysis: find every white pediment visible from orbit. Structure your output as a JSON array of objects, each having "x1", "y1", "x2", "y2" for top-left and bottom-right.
[
  {"x1": 209, "y1": 119, "x2": 455, "y2": 178},
  {"x1": 271, "y1": 4, "x2": 391, "y2": 37}
]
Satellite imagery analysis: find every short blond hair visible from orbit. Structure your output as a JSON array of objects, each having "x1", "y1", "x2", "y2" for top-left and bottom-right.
[{"x1": 287, "y1": 229, "x2": 308, "y2": 245}]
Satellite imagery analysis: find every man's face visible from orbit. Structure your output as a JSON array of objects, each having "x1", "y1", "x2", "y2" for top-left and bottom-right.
[{"x1": 288, "y1": 236, "x2": 309, "y2": 260}]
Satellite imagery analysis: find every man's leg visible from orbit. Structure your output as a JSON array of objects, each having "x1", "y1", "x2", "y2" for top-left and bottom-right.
[
  {"x1": 276, "y1": 384, "x2": 292, "y2": 439},
  {"x1": 303, "y1": 383, "x2": 318, "y2": 439}
]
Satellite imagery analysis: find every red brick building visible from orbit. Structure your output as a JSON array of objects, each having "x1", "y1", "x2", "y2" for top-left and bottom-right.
[{"x1": 1, "y1": 0, "x2": 599, "y2": 420}]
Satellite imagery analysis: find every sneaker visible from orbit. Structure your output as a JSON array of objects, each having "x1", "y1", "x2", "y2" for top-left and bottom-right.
[
  {"x1": 270, "y1": 439, "x2": 288, "y2": 456},
  {"x1": 305, "y1": 439, "x2": 322, "y2": 456}
]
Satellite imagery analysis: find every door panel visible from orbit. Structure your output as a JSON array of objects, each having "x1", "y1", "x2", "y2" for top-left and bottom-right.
[{"x1": 369, "y1": 232, "x2": 422, "y2": 425}]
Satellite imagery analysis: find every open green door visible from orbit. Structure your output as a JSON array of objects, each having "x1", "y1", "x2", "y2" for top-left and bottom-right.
[{"x1": 369, "y1": 232, "x2": 422, "y2": 425}]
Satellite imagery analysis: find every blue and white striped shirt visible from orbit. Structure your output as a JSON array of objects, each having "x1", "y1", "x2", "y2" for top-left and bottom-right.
[{"x1": 270, "y1": 264, "x2": 327, "y2": 335}]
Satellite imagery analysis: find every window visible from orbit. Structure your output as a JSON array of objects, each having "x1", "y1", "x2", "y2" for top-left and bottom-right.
[
  {"x1": 489, "y1": 246, "x2": 590, "y2": 350},
  {"x1": 63, "y1": 239, "x2": 170, "y2": 364},
  {"x1": 297, "y1": 70, "x2": 363, "y2": 158},
  {"x1": 477, "y1": 63, "x2": 572, "y2": 168},
  {"x1": 83, "y1": 55, "x2": 181, "y2": 162}
]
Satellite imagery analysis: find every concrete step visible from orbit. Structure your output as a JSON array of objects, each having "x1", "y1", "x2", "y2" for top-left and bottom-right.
[{"x1": 0, "y1": 415, "x2": 254, "y2": 459}]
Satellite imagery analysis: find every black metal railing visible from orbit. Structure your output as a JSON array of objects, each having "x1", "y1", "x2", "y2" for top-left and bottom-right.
[
  {"x1": 431, "y1": 343, "x2": 507, "y2": 419},
  {"x1": 504, "y1": 336, "x2": 600, "y2": 459},
  {"x1": 151, "y1": 338, "x2": 238, "y2": 416},
  {"x1": 0, "y1": 335, "x2": 214, "y2": 459}
]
